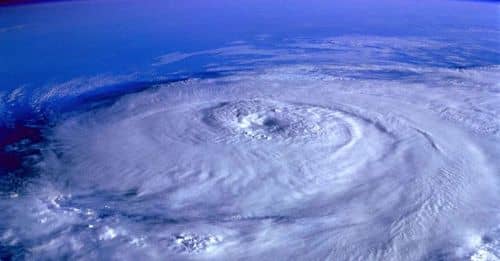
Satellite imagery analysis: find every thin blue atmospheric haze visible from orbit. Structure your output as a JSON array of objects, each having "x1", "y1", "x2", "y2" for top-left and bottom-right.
[{"x1": 0, "y1": 0, "x2": 500, "y2": 260}]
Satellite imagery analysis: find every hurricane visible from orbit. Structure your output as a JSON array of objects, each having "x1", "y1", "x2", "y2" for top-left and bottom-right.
[{"x1": 1, "y1": 1, "x2": 500, "y2": 260}]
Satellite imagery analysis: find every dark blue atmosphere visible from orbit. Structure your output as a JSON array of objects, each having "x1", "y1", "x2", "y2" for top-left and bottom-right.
[
  {"x1": 1, "y1": 1, "x2": 499, "y2": 260},
  {"x1": 1, "y1": 0, "x2": 498, "y2": 88}
]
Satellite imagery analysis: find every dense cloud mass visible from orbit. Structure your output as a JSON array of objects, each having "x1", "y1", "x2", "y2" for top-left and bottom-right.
[{"x1": 1, "y1": 36, "x2": 500, "y2": 260}]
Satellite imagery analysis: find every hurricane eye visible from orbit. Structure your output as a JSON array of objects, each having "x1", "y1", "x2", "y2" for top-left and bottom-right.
[{"x1": 262, "y1": 117, "x2": 282, "y2": 129}]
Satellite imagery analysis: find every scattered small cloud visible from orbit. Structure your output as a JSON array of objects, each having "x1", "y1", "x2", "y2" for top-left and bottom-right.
[{"x1": 0, "y1": 24, "x2": 26, "y2": 33}]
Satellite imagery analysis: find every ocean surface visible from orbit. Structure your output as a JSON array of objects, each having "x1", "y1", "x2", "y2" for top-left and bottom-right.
[{"x1": 1, "y1": 0, "x2": 500, "y2": 260}]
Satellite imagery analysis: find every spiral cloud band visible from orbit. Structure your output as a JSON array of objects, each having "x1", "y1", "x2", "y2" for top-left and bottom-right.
[{"x1": 2, "y1": 36, "x2": 500, "y2": 260}]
